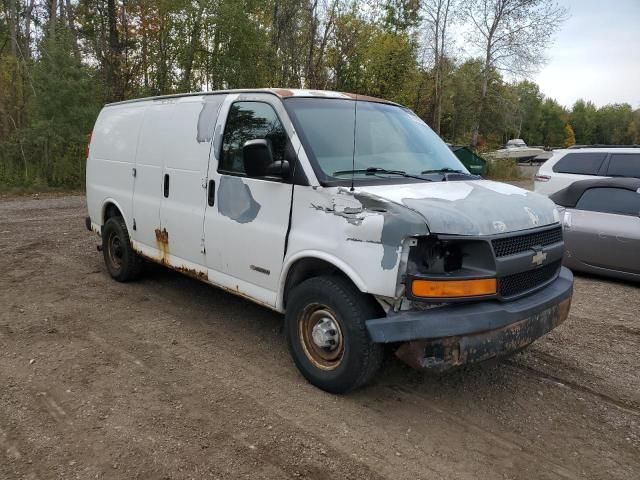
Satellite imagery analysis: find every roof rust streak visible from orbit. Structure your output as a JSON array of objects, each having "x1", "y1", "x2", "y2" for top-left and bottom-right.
[
  {"x1": 341, "y1": 92, "x2": 395, "y2": 105},
  {"x1": 272, "y1": 88, "x2": 295, "y2": 97}
]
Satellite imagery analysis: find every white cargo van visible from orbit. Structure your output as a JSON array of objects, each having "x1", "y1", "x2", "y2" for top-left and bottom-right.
[{"x1": 86, "y1": 89, "x2": 573, "y2": 393}]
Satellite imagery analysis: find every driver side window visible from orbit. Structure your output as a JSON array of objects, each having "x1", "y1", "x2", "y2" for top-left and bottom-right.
[{"x1": 219, "y1": 101, "x2": 287, "y2": 175}]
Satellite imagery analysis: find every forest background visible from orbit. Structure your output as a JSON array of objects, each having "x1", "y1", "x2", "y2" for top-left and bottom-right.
[{"x1": 1, "y1": 0, "x2": 638, "y2": 189}]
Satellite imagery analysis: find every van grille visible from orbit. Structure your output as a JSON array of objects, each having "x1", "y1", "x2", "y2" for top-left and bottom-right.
[
  {"x1": 492, "y1": 226, "x2": 562, "y2": 258},
  {"x1": 498, "y1": 261, "x2": 561, "y2": 298}
]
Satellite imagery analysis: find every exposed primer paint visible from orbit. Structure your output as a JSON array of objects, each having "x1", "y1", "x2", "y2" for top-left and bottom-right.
[
  {"x1": 310, "y1": 204, "x2": 364, "y2": 226},
  {"x1": 353, "y1": 191, "x2": 428, "y2": 270},
  {"x1": 309, "y1": 190, "x2": 366, "y2": 225},
  {"x1": 358, "y1": 180, "x2": 557, "y2": 236},
  {"x1": 217, "y1": 176, "x2": 261, "y2": 223},
  {"x1": 196, "y1": 95, "x2": 225, "y2": 143},
  {"x1": 213, "y1": 124, "x2": 223, "y2": 157},
  {"x1": 310, "y1": 188, "x2": 428, "y2": 270}
]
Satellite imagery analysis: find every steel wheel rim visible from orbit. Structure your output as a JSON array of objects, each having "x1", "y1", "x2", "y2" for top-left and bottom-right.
[
  {"x1": 299, "y1": 304, "x2": 345, "y2": 371},
  {"x1": 107, "y1": 231, "x2": 124, "y2": 271}
]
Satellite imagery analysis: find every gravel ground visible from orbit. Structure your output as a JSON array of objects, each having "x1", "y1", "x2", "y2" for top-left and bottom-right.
[{"x1": 0, "y1": 192, "x2": 638, "y2": 480}]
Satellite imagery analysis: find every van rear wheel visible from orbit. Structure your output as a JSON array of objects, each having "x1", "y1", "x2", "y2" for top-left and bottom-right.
[
  {"x1": 102, "y1": 216, "x2": 143, "y2": 282},
  {"x1": 285, "y1": 276, "x2": 384, "y2": 394}
]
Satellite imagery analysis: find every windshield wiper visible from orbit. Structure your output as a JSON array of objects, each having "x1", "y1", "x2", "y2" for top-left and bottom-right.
[
  {"x1": 420, "y1": 168, "x2": 481, "y2": 181},
  {"x1": 332, "y1": 167, "x2": 432, "y2": 181},
  {"x1": 420, "y1": 168, "x2": 466, "y2": 174}
]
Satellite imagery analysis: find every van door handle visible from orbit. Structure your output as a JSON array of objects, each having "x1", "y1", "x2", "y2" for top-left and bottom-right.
[
  {"x1": 207, "y1": 180, "x2": 215, "y2": 206},
  {"x1": 163, "y1": 174, "x2": 170, "y2": 198}
]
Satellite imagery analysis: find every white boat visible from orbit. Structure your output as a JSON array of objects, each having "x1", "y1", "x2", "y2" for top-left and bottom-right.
[{"x1": 491, "y1": 139, "x2": 546, "y2": 162}]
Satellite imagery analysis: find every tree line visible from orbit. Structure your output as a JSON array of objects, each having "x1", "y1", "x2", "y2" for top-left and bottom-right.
[{"x1": 1, "y1": 0, "x2": 638, "y2": 189}]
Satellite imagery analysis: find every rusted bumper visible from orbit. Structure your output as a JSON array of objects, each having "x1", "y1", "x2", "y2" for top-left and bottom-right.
[{"x1": 366, "y1": 267, "x2": 573, "y2": 371}]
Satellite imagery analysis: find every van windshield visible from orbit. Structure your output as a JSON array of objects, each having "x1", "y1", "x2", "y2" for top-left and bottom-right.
[{"x1": 284, "y1": 98, "x2": 467, "y2": 183}]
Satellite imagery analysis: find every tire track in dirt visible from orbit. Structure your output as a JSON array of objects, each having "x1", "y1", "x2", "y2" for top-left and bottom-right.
[
  {"x1": 505, "y1": 360, "x2": 640, "y2": 417},
  {"x1": 101, "y1": 277, "x2": 617, "y2": 480},
  {"x1": 2, "y1": 194, "x2": 640, "y2": 480}
]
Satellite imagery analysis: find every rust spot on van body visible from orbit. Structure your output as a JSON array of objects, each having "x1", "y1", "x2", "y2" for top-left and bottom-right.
[
  {"x1": 342, "y1": 92, "x2": 396, "y2": 105},
  {"x1": 139, "y1": 230, "x2": 208, "y2": 281},
  {"x1": 174, "y1": 265, "x2": 208, "y2": 281},
  {"x1": 272, "y1": 88, "x2": 294, "y2": 97},
  {"x1": 394, "y1": 298, "x2": 571, "y2": 371},
  {"x1": 155, "y1": 228, "x2": 169, "y2": 263},
  {"x1": 132, "y1": 238, "x2": 272, "y2": 309}
]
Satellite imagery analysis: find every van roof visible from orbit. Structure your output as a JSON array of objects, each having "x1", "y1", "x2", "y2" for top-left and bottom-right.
[{"x1": 106, "y1": 88, "x2": 399, "y2": 107}]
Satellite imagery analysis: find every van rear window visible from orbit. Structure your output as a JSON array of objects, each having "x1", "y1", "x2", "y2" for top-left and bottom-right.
[{"x1": 552, "y1": 152, "x2": 607, "y2": 175}]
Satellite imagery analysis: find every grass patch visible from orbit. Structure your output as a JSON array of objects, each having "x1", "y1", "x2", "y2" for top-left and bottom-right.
[
  {"x1": 483, "y1": 158, "x2": 524, "y2": 180},
  {"x1": 0, "y1": 184, "x2": 84, "y2": 199}
]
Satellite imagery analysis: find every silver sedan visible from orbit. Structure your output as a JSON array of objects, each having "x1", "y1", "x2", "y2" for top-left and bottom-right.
[{"x1": 550, "y1": 178, "x2": 640, "y2": 282}]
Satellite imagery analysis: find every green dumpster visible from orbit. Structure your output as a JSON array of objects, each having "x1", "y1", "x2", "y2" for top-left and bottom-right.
[{"x1": 449, "y1": 145, "x2": 487, "y2": 176}]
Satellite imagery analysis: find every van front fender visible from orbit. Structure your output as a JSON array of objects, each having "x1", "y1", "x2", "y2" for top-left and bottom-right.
[{"x1": 277, "y1": 251, "x2": 370, "y2": 311}]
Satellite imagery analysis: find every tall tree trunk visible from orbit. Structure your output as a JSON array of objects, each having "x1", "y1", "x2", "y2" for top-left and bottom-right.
[
  {"x1": 427, "y1": 0, "x2": 451, "y2": 135},
  {"x1": 49, "y1": 0, "x2": 58, "y2": 37},
  {"x1": 64, "y1": 0, "x2": 81, "y2": 60},
  {"x1": 142, "y1": 15, "x2": 149, "y2": 90},
  {"x1": 106, "y1": 0, "x2": 123, "y2": 101},
  {"x1": 435, "y1": 1, "x2": 450, "y2": 135},
  {"x1": 8, "y1": 0, "x2": 18, "y2": 56},
  {"x1": 313, "y1": 0, "x2": 338, "y2": 89},
  {"x1": 271, "y1": 2, "x2": 281, "y2": 84},
  {"x1": 472, "y1": 41, "x2": 491, "y2": 147},
  {"x1": 24, "y1": 0, "x2": 35, "y2": 59},
  {"x1": 181, "y1": 2, "x2": 205, "y2": 92},
  {"x1": 305, "y1": 0, "x2": 318, "y2": 88},
  {"x1": 431, "y1": 2, "x2": 441, "y2": 133}
]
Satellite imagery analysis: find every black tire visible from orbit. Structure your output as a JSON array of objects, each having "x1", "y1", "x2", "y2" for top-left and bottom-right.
[
  {"x1": 102, "y1": 216, "x2": 143, "y2": 282},
  {"x1": 285, "y1": 275, "x2": 384, "y2": 394}
]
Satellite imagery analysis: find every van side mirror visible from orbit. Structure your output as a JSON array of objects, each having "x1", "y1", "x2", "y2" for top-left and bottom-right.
[
  {"x1": 242, "y1": 139, "x2": 290, "y2": 179},
  {"x1": 243, "y1": 139, "x2": 272, "y2": 177}
]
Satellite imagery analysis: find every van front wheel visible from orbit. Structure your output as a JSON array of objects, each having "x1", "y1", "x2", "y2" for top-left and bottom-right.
[
  {"x1": 285, "y1": 276, "x2": 384, "y2": 394},
  {"x1": 102, "y1": 216, "x2": 143, "y2": 282}
]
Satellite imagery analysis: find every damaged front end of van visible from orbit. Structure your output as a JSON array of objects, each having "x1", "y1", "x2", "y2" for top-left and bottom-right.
[{"x1": 318, "y1": 180, "x2": 574, "y2": 372}]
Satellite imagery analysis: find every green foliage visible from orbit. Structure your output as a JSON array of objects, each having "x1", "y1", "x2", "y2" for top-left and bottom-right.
[
  {"x1": 439, "y1": 59, "x2": 483, "y2": 143},
  {"x1": 564, "y1": 124, "x2": 576, "y2": 147},
  {"x1": 595, "y1": 104, "x2": 635, "y2": 144},
  {"x1": 382, "y1": 0, "x2": 421, "y2": 33},
  {"x1": 539, "y1": 98, "x2": 567, "y2": 147},
  {"x1": 0, "y1": 27, "x2": 101, "y2": 188},
  {"x1": 515, "y1": 81, "x2": 544, "y2": 146},
  {"x1": 0, "y1": 0, "x2": 637, "y2": 190},
  {"x1": 570, "y1": 99, "x2": 597, "y2": 144}
]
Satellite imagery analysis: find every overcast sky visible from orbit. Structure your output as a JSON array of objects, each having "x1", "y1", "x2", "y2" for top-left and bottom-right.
[{"x1": 534, "y1": 0, "x2": 640, "y2": 108}]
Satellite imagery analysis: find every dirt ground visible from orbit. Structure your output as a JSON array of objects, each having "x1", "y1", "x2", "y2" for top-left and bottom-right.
[{"x1": 1, "y1": 192, "x2": 638, "y2": 480}]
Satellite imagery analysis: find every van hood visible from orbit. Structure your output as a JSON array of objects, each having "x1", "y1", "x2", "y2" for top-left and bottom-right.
[{"x1": 357, "y1": 180, "x2": 559, "y2": 236}]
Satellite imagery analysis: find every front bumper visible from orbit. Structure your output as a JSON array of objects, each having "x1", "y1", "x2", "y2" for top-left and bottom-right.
[{"x1": 366, "y1": 267, "x2": 573, "y2": 371}]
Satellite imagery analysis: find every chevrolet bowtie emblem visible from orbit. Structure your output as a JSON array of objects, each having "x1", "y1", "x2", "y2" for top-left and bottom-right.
[{"x1": 532, "y1": 250, "x2": 547, "y2": 266}]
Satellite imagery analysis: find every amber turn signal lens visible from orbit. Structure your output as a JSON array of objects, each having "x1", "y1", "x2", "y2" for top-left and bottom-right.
[{"x1": 411, "y1": 278, "x2": 497, "y2": 298}]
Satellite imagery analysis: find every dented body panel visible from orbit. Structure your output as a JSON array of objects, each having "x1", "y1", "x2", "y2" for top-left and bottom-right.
[
  {"x1": 358, "y1": 180, "x2": 559, "y2": 236},
  {"x1": 394, "y1": 294, "x2": 572, "y2": 371},
  {"x1": 87, "y1": 88, "x2": 573, "y2": 375}
]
